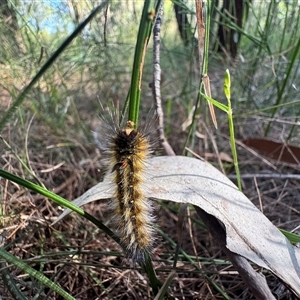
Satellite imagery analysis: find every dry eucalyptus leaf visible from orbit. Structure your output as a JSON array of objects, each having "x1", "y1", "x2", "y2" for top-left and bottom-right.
[{"x1": 54, "y1": 156, "x2": 300, "y2": 296}]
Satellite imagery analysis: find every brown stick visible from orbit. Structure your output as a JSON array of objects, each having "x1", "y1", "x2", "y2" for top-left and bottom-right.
[{"x1": 152, "y1": 2, "x2": 175, "y2": 156}]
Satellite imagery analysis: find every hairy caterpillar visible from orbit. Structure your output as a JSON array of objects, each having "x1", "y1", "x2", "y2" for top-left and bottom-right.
[{"x1": 97, "y1": 118, "x2": 155, "y2": 262}]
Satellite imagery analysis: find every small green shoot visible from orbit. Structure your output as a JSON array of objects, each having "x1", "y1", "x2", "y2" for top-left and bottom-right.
[
  {"x1": 224, "y1": 69, "x2": 242, "y2": 191},
  {"x1": 201, "y1": 69, "x2": 242, "y2": 191}
]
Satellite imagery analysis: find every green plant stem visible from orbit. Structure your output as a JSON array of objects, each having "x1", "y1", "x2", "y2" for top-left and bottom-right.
[
  {"x1": 224, "y1": 70, "x2": 241, "y2": 191},
  {"x1": 127, "y1": 0, "x2": 157, "y2": 126},
  {"x1": 0, "y1": 1, "x2": 109, "y2": 132},
  {"x1": 228, "y1": 108, "x2": 241, "y2": 190},
  {"x1": 203, "y1": 0, "x2": 210, "y2": 74}
]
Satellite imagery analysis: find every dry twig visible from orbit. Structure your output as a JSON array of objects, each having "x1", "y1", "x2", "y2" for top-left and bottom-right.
[{"x1": 152, "y1": 2, "x2": 175, "y2": 156}]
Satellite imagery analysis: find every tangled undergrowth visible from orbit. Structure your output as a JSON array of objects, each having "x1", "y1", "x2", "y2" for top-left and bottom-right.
[{"x1": 1, "y1": 110, "x2": 299, "y2": 299}]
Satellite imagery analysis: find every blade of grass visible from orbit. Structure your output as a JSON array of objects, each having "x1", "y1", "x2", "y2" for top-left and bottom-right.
[
  {"x1": 0, "y1": 168, "x2": 118, "y2": 243},
  {"x1": 141, "y1": 252, "x2": 162, "y2": 296},
  {"x1": 200, "y1": 94, "x2": 228, "y2": 113},
  {"x1": 1, "y1": 262, "x2": 27, "y2": 300},
  {"x1": 154, "y1": 270, "x2": 176, "y2": 300},
  {"x1": 0, "y1": 1, "x2": 109, "y2": 132},
  {"x1": 0, "y1": 168, "x2": 84, "y2": 215},
  {"x1": 0, "y1": 248, "x2": 76, "y2": 300},
  {"x1": 126, "y1": 0, "x2": 159, "y2": 126},
  {"x1": 214, "y1": 5, "x2": 264, "y2": 51},
  {"x1": 279, "y1": 229, "x2": 300, "y2": 244},
  {"x1": 237, "y1": 99, "x2": 300, "y2": 118}
]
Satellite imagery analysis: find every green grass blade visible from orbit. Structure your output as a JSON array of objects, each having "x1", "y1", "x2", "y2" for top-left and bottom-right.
[
  {"x1": 200, "y1": 93, "x2": 228, "y2": 112},
  {"x1": 1, "y1": 263, "x2": 27, "y2": 300},
  {"x1": 0, "y1": 1, "x2": 109, "y2": 132},
  {"x1": 141, "y1": 252, "x2": 162, "y2": 296},
  {"x1": 237, "y1": 99, "x2": 300, "y2": 118},
  {"x1": 0, "y1": 168, "x2": 84, "y2": 215},
  {"x1": 0, "y1": 168, "x2": 118, "y2": 244},
  {"x1": 127, "y1": 0, "x2": 158, "y2": 126},
  {"x1": 0, "y1": 248, "x2": 76, "y2": 300},
  {"x1": 154, "y1": 270, "x2": 176, "y2": 300},
  {"x1": 203, "y1": 0, "x2": 211, "y2": 75},
  {"x1": 280, "y1": 229, "x2": 300, "y2": 244}
]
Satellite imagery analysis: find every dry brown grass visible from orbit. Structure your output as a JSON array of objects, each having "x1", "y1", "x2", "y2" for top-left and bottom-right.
[{"x1": 1, "y1": 99, "x2": 299, "y2": 300}]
